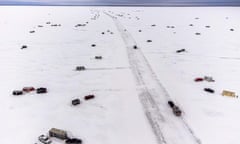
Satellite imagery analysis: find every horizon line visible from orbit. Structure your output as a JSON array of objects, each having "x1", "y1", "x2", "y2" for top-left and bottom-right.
[{"x1": 1, "y1": 1, "x2": 240, "y2": 6}]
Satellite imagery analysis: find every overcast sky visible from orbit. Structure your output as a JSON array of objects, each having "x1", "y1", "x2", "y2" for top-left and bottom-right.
[{"x1": 0, "y1": 0, "x2": 240, "y2": 5}]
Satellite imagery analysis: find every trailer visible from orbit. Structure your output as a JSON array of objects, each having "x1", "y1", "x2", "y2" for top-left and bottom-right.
[
  {"x1": 49, "y1": 128, "x2": 68, "y2": 140},
  {"x1": 172, "y1": 106, "x2": 182, "y2": 116},
  {"x1": 222, "y1": 90, "x2": 237, "y2": 98}
]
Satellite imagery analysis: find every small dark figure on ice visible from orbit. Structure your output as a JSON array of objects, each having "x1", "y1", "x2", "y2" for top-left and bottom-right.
[
  {"x1": 176, "y1": 49, "x2": 186, "y2": 53},
  {"x1": 133, "y1": 45, "x2": 138, "y2": 49},
  {"x1": 21, "y1": 45, "x2": 27, "y2": 49},
  {"x1": 95, "y1": 56, "x2": 102, "y2": 59},
  {"x1": 204, "y1": 88, "x2": 215, "y2": 93}
]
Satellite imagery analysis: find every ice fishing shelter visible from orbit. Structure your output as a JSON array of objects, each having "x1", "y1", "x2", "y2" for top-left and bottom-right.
[{"x1": 222, "y1": 90, "x2": 236, "y2": 98}]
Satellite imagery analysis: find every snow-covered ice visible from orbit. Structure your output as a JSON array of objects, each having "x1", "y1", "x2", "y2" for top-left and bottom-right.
[{"x1": 0, "y1": 6, "x2": 240, "y2": 144}]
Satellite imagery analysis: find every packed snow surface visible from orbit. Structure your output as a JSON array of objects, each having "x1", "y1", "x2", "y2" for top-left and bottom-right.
[{"x1": 0, "y1": 6, "x2": 240, "y2": 144}]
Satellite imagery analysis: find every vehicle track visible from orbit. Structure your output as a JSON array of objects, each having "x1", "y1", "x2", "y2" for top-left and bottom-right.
[{"x1": 104, "y1": 12, "x2": 201, "y2": 144}]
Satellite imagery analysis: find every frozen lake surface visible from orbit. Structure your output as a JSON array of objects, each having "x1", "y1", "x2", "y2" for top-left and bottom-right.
[{"x1": 0, "y1": 6, "x2": 240, "y2": 144}]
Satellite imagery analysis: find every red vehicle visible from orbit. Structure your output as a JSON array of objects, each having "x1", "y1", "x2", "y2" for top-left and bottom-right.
[
  {"x1": 22, "y1": 87, "x2": 35, "y2": 92},
  {"x1": 194, "y1": 78, "x2": 204, "y2": 82}
]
